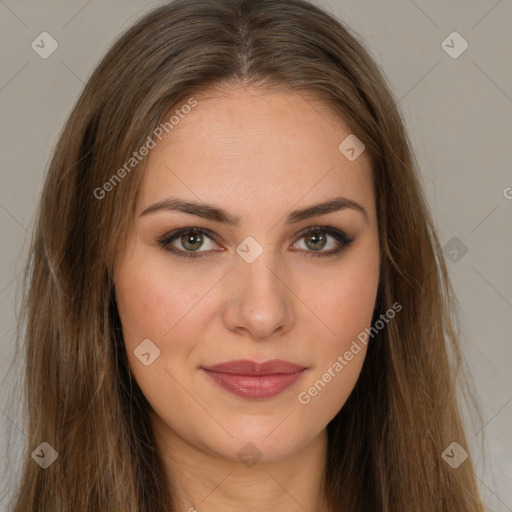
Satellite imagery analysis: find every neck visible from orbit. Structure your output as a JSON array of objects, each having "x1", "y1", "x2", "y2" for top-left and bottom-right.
[{"x1": 151, "y1": 412, "x2": 330, "y2": 512}]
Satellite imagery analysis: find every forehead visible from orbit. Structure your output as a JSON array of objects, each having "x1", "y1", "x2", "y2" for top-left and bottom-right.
[{"x1": 136, "y1": 86, "x2": 375, "y2": 219}]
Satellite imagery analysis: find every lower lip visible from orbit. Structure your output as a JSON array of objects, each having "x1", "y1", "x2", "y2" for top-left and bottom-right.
[{"x1": 201, "y1": 369, "x2": 306, "y2": 399}]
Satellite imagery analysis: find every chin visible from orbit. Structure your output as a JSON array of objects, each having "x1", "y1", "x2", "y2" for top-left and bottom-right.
[{"x1": 199, "y1": 418, "x2": 318, "y2": 465}]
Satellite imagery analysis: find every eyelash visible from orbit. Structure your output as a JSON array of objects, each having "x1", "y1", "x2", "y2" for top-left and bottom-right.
[{"x1": 156, "y1": 225, "x2": 355, "y2": 260}]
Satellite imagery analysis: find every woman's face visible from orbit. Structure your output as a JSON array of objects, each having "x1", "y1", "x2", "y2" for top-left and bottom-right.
[{"x1": 115, "y1": 85, "x2": 380, "y2": 465}]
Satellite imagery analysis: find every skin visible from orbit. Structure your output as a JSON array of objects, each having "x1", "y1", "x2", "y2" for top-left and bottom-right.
[{"x1": 114, "y1": 85, "x2": 380, "y2": 512}]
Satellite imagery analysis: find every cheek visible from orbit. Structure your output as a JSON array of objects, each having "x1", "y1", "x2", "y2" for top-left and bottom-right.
[
  {"x1": 114, "y1": 254, "x2": 207, "y2": 409},
  {"x1": 296, "y1": 282, "x2": 375, "y2": 423},
  {"x1": 115, "y1": 247, "x2": 212, "y2": 348},
  {"x1": 296, "y1": 248, "x2": 379, "y2": 413},
  {"x1": 307, "y1": 249, "x2": 380, "y2": 350}
]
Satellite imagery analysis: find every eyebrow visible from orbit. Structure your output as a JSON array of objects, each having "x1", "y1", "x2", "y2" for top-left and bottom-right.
[{"x1": 140, "y1": 196, "x2": 367, "y2": 225}]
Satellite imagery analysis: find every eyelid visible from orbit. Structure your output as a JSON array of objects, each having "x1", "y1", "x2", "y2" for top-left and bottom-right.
[
  {"x1": 292, "y1": 225, "x2": 354, "y2": 257},
  {"x1": 157, "y1": 225, "x2": 354, "y2": 259},
  {"x1": 158, "y1": 227, "x2": 220, "y2": 256}
]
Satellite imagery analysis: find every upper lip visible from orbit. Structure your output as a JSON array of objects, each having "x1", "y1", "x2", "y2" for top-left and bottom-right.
[{"x1": 201, "y1": 359, "x2": 307, "y2": 376}]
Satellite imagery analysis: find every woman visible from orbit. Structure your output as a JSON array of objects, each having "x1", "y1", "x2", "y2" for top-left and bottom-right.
[{"x1": 6, "y1": 0, "x2": 486, "y2": 510}]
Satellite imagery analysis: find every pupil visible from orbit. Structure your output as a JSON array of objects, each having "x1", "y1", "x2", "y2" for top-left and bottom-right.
[
  {"x1": 183, "y1": 232, "x2": 202, "y2": 251},
  {"x1": 307, "y1": 232, "x2": 326, "y2": 251}
]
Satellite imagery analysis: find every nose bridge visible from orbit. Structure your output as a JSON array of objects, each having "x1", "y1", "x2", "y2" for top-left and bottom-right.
[
  {"x1": 237, "y1": 243, "x2": 279, "y2": 292},
  {"x1": 237, "y1": 231, "x2": 288, "y2": 288},
  {"x1": 224, "y1": 236, "x2": 293, "y2": 338}
]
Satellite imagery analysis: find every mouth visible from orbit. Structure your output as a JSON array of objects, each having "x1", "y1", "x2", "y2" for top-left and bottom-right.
[{"x1": 200, "y1": 359, "x2": 308, "y2": 400}]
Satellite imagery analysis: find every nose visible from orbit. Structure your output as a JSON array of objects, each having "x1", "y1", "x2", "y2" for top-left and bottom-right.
[{"x1": 221, "y1": 248, "x2": 295, "y2": 341}]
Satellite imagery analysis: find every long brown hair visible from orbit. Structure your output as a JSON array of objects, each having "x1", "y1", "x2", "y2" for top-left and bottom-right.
[{"x1": 4, "y1": 0, "x2": 486, "y2": 510}]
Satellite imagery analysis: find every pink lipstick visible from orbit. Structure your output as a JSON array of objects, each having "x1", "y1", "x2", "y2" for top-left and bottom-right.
[{"x1": 201, "y1": 359, "x2": 307, "y2": 399}]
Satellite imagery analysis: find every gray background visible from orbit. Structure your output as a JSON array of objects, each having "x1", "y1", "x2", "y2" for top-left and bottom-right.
[{"x1": 0, "y1": 0, "x2": 511, "y2": 510}]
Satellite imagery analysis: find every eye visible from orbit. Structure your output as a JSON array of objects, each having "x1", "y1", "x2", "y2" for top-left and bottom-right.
[
  {"x1": 157, "y1": 225, "x2": 354, "y2": 259},
  {"x1": 157, "y1": 227, "x2": 220, "y2": 258},
  {"x1": 291, "y1": 226, "x2": 354, "y2": 258}
]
